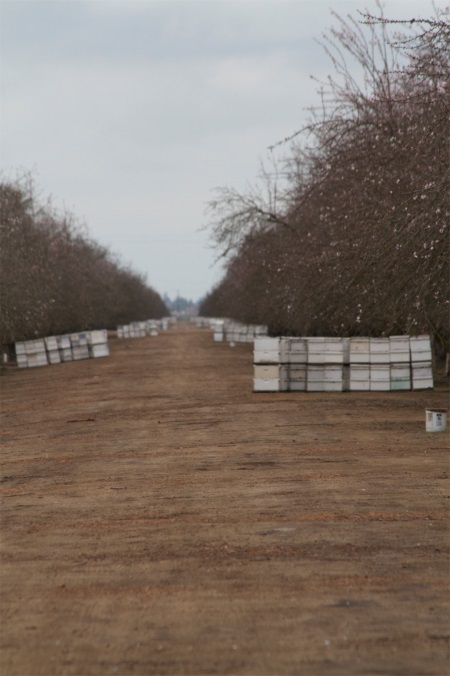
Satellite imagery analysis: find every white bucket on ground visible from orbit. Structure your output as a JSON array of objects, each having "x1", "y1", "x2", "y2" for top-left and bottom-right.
[{"x1": 425, "y1": 409, "x2": 447, "y2": 432}]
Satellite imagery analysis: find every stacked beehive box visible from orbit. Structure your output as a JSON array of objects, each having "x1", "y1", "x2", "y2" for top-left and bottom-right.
[
  {"x1": 194, "y1": 317, "x2": 215, "y2": 328},
  {"x1": 254, "y1": 335, "x2": 433, "y2": 392},
  {"x1": 88, "y1": 330, "x2": 110, "y2": 358},
  {"x1": 369, "y1": 338, "x2": 391, "y2": 391},
  {"x1": 70, "y1": 332, "x2": 90, "y2": 360},
  {"x1": 15, "y1": 339, "x2": 48, "y2": 368},
  {"x1": 349, "y1": 338, "x2": 370, "y2": 391},
  {"x1": 117, "y1": 319, "x2": 169, "y2": 338},
  {"x1": 213, "y1": 320, "x2": 225, "y2": 342},
  {"x1": 306, "y1": 338, "x2": 349, "y2": 392},
  {"x1": 389, "y1": 336, "x2": 411, "y2": 390},
  {"x1": 44, "y1": 336, "x2": 61, "y2": 365},
  {"x1": 57, "y1": 335, "x2": 73, "y2": 362},
  {"x1": 225, "y1": 322, "x2": 268, "y2": 344},
  {"x1": 410, "y1": 335, "x2": 433, "y2": 389},
  {"x1": 117, "y1": 322, "x2": 146, "y2": 338},
  {"x1": 253, "y1": 338, "x2": 288, "y2": 392},
  {"x1": 15, "y1": 330, "x2": 109, "y2": 368},
  {"x1": 281, "y1": 338, "x2": 308, "y2": 391}
]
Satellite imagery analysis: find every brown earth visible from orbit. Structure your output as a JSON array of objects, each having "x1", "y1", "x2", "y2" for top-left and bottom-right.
[{"x1": 0, "y1": 323, "x2": 449, "y2": 676}]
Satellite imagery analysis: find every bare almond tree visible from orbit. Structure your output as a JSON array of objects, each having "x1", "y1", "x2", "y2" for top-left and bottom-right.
[
  {"x1": 201, "y1": 5, "x2": 449, "y2": 352},
  {"x1": 0, "y1": 178, "x2": 168, "y2": 345}
]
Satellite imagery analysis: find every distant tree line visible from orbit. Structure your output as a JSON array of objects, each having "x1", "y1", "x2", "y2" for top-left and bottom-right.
[
  {"x1": 0, "y1": 178, "x2": 168, "y2": 344},
  {"x1": 200, "y1": 6, "x2": 449, "y2": 352},
  {"x1": 163, "y1": 293, "x2": 197, "y2": 313}
]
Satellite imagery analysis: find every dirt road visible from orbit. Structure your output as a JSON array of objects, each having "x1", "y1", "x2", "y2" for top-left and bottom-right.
[{"x1": 1, "y1": 324, "x2": 448, "y2": 675}]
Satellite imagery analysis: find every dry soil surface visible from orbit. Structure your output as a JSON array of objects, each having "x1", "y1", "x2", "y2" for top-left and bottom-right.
[{"x1": 1, "y1": 324, "x2": 449, "y2": 676}]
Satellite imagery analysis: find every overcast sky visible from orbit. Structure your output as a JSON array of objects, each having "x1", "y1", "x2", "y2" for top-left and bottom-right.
[{"x1": 1, "y1": 0, "x2": 436, "y2": 301}]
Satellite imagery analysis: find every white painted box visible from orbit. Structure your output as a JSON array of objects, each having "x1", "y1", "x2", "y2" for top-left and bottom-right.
[
  {"x1": 27, "y1": 352, "x2": 48, "y2": 367},
  {"x1": 60, "y1": 347, "x2": 73, "y2": 362},
  {"x1": 350, "y1": 364, "x2": 370, "y2": 390},
  {"x1": 349, "y1": 379, "x2": 370, "y2": 391},
  {"x1": 370, "y1": 368, "x2": 391, "y2": 390},
  {"x1": 254, "y1": 337, "x2": 279, "y2": 350},
  {"x1": 370, "y1": 338, "x2": 390, "y2": 364},
  {"x1": 342, "y1": 338, "x2": 350, "y2": 365},
  {"x1": 15, "y1": 342, "x2": 26, "y2": 356},
  {"x1": 307, "y1": 380, "x2": 325, "y2": 392},
  {"x1": 343, "y1": 365, "x2": 350, "y2": 391},
  {"x1": 70, "y1": 333, "x2": 88, "y2": 347},
  {"x1": 289, "y1": 365, "x2": 307, "y2": 379},
  {"x1": 72, "y1": 345, "x2": 90, "y2": 360},
  {"x1": 57, "y1": 335, "x2": 71, "y2": 350},
  {"x1": 370, "y1": 365, "x2": 390, "y2": 381},
  {"x1": 90, "y1": 343, "x2": 110, "y2": 358},
  {"x1": 45, "y1": 336, "x2": 59, "y2": 351},
  {"x1": 254, "y1": 337, "x2": 280, "y2": 363},
  {"x1": 307, "y1": 338, "x2": 326, "y2": 364},
  {"x1": 390, "y1": 363, "x2": 411, "y2": 390},
  {"x1": 307, "y1": 365, "x2": 325, "y2": 382},
  {"x1": 323, "y1": 338, "x2": 344, "y2": 364},
  {"x1": 26, "y1": 339, "x2": 46, "y2": 355},
  {"x1": 47, "y1": 349, "x2": 61, "y2": 365},
  {"x1": 349, "y1": 365, "x2": 371, "y2": 380},
  {"x1": 412, "y1": 362, "x2": 433, "y2": 390},
  {"x1": 324, "y1": 381, "x2": 343, "y2": 392},
  {"x1": 88, "y1": 330, "x2": 108, "y2": 345},
  {"x1": 370, "y1": 381, "x2": 391, "y2": 391},
  {"x1": 289, "y1": 380, "x2": 306, "y2": 392},
  {"x1": 254, "y1": 325, "x2": 268, "y2": 336},
  {"x1": 17, "y1": 354, "x2": 28, "y2": 368},
  {"x1": 254, "y1": 364, "x2": 281, "y2": 379},
  {"x1": 281, "y1": 340, "x2": 308, "y2": 365},
  {"x1": 410, "y1": 335, "x2": 432, "y2": 362},
  {"x1": 306, "y1": 365, "x2": 327, "y2": 391},
  {"x1": 349, "y1": 338, "x2": 370, "y2": 363},
  {"x1": 389, "y1": 336, "x2": 410, "y2": 363},
  {"x1": 324, "y1": 365, "x2": 343, "y2": 382},
  {"x1": 253, "y1": 378, "x2": 282, "y2": 392},
  {"x1": 288, "y1": 363, "x2": 307, "y2": 391},
  {"x1": 254, "y1": 350, "x2": 280, "y2": 364}
]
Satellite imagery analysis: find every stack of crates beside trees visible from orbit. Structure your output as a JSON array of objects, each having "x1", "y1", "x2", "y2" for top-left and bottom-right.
[
  {"x1": 253, "y1": 337, "x2": 288, "y2": 392},
  {"x1": 88, "y1": 330, "x2": 109, "y2": 358},
  {"x1": 306, "y1": 337, "x2": 349, "y2": 392},
  {"x1": 117, "y1": 318, "x2": 170, "y2": 338},
  {"x1": 70, "y1": 332, "x2": 90, "y2": 361},
  {"x1": 349, "y1": 338, "x2": 370, "y2": 390},
  {"x1": 57, "y1": 335, "x2": 73, "y2": 362},
  {"x1": 254, "y1": 335, "x2": 434, "y2": 392},
  {"x1": 410, "y1": 336, "x2": 434, "y2": 389},
  {"x1": 282, "y1": 338, "x2": 308, "y2": 391},
  {"x1": 15, "y1": 330, "x2": 109, "y2": 368},
  {"x1": 225, "y1": 321, "x2": 268, "y2": 344},
  {"x1": 117, "y1": 321, "x2": 147, "y2": 339},
  {"x1": 193, "y1": 318, "x2": 268, "y2": 344},
  {"x1": 45, "y1": 336, "x2": 61, "y2": 365},
  {"x1": 194, "y1": 317, "x2": 215, "y2": 328},
  {"x1": 15, "y1": 339, "x2": 48, "y2": 369},
  {"x1": 213, "y1": 320, "x2": 225, "y2": 342},
  {"x1": 389, "y1": 336, "x2": 411, "y2": 390},
  {"x1": 369, "y1": 338, "x2": 390, "y2": 388}
]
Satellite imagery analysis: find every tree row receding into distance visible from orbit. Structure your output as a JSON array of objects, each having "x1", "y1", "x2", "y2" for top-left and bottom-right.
[
  {"x1": 200, "y1": 5, "x2": 449, "y2": 353},
  {"x1": 0, "y1": 178, "x2": 168, "y2": 345}
]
